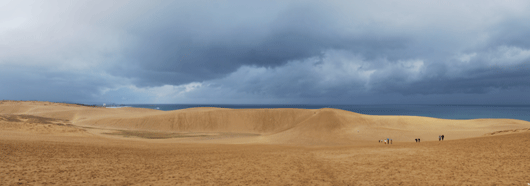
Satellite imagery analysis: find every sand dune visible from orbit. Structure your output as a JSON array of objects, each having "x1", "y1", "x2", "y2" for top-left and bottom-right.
[
  {"x1": 1, "y1": 101, "x2": 530, "y2": 145},
  {"x1": 2, "y1": 101, "x2": 530, "y2": 185},
  {"x1": 2, "y1": 101, "x2": 530, "y2": 145}
]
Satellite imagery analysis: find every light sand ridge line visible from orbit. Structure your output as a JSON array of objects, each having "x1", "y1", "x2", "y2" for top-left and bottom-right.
[{"x1": 1, "y1": 100, "x2": 530, "y2": 145}]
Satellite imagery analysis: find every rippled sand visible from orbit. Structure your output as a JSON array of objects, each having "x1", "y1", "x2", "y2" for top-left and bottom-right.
[{"x1": 1, "y1": 101, "x2": 529, "y2": 185}]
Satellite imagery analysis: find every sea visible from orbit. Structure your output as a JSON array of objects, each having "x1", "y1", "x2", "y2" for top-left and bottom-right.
[{"x1": 118, "y1": 104, "x2": 530, "y2": 122}]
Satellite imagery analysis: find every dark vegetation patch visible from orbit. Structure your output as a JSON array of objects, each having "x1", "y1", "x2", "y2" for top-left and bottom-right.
[
  {"x1": 0, "y1": 115, "x2": 22, "y2": 122},
  {"x1": 103, "y1": 130, "x2": 211, "y2": 139},
  {"x1": 103, "y1": 130, "x2": 260, "y2": 139},
  {"x1": 486, "y1": 128, "x2": 530, "y2": 135},
  {"x1": 0, "y1": 114, "x2": 71, "y2": 125},
  {"x1": 80, "y1": 126, "x2": 94, "y2": 129}
]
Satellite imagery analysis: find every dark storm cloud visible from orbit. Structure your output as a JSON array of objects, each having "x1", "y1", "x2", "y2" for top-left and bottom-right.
[
  {"x1": 374, "y1": 63, "x2": 530, "y2": 95},
  {"x1": 2, "y1": 0, "x2": 530, "y2": 104},
  {"x1": 487, "y1": 17, "x2": 530, "y2": 49},
  {"x1": 114, "y1": 1, "x2": 412, "y2": 87},
  {"x1": 0, "y1": 65, "x2": 126, "y2": 103}
]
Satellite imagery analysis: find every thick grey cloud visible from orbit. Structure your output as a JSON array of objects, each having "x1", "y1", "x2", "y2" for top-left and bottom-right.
[
  {"x1": 110, "y1": 1, "x2": 416, "y2": 87},
  {"x1": 1, "y1": 0, "x2": 530, "y2": 104},
  {"x1": 0, "y1": 64, "x2": 128, "y2": 103}
]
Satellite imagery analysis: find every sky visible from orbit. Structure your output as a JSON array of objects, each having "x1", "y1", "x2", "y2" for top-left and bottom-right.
[{"x1": 1, "y1": 0, "x2": 530, "y2": 104}]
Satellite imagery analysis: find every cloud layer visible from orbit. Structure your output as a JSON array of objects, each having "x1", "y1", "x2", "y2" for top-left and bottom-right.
[{"x1": 1, "y1": 0, "x2": 530, "y2": 104}]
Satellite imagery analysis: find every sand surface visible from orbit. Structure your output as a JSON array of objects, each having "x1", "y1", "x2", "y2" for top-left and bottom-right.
[{"x1": 1, "y1": 101, "x2": 529, "y2": 185}]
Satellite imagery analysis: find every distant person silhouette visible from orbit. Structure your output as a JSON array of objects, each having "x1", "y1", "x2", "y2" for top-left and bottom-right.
[
  {"x1": 439, "y1": 135, "x2": 441, "y2": 141},
  {"x1": 418, "y1": 138, "x2": 420, "y2": 142},
  {"x1": 442, "y1": 135, "x2": 444, "y2": 141},
  {"x1": 415, "y1": 138, "x2": 418, "y2": 143}
]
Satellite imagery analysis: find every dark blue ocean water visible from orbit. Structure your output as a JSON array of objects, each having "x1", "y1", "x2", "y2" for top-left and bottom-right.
[{"x1": 121, "y1": 104, "x2": 530, "y2": 122}]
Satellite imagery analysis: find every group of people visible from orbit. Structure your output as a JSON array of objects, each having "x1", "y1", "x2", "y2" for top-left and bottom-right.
[
  {"x1": 379, "y1": 138, "x2": 393, "y2": 144},
  {"x1": 414, "y1": 135, "x2": 445, "y2": 143},
  {"x1": 379, "y1": 135, "x2": 446, "y2": 144}
]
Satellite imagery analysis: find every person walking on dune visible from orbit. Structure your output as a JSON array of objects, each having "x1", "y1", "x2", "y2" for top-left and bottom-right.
[
  {"x1": 442, "y1": 135, "x2": 444, "y2": 141},
  {"x1": 418, "y1": 138, "x2": 420, "y2": 142},
  {"x1": 415, "y1": 138, "x2": 418, "y2": 143},
  {"x1": 439, "y1": 135, "x2": 441, "y2": 141}
]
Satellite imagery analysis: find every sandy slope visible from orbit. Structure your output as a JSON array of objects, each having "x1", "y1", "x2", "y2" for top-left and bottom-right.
[
  {"x1": 1, "y1": 127, "x2": 529, "y2": 185},
  {"x1": 1, "y1": 101, "x2": 530, "y2": 185},
  {"x1": 1, "y1": 101, "x2": 529, "y2": 145}
]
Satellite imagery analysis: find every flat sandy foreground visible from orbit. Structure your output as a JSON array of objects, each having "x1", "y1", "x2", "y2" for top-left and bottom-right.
[{"x1": 1, "y1": 101, "x2": 529, "y2": 185}]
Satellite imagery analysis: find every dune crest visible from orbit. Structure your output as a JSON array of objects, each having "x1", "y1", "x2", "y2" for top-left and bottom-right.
[{"x1": 1, "y1": 101, "x2": 530, "y2": 145}]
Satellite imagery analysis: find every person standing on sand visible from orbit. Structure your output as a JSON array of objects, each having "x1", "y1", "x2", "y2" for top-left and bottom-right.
[
  {"x1": 442, "y1": 135, "x2": 444, "y2": 141},
  {"x1": 418, "y1": 138, "x2": 420, "y2": 142},
  {"x1": 415, "y1": 138, "x2": 418, "y2": 143},
  {"x1": 439, "y1": 135, "x2": 441, "y2": 141}
]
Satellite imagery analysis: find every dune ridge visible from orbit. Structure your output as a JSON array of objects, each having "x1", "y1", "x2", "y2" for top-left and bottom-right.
[
  {"x1": 3, "y1": 101, "x2": 530, "y2": 185},
  {"x1": 1, "y1": 101, "x2": 530, "y2": 145}
]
